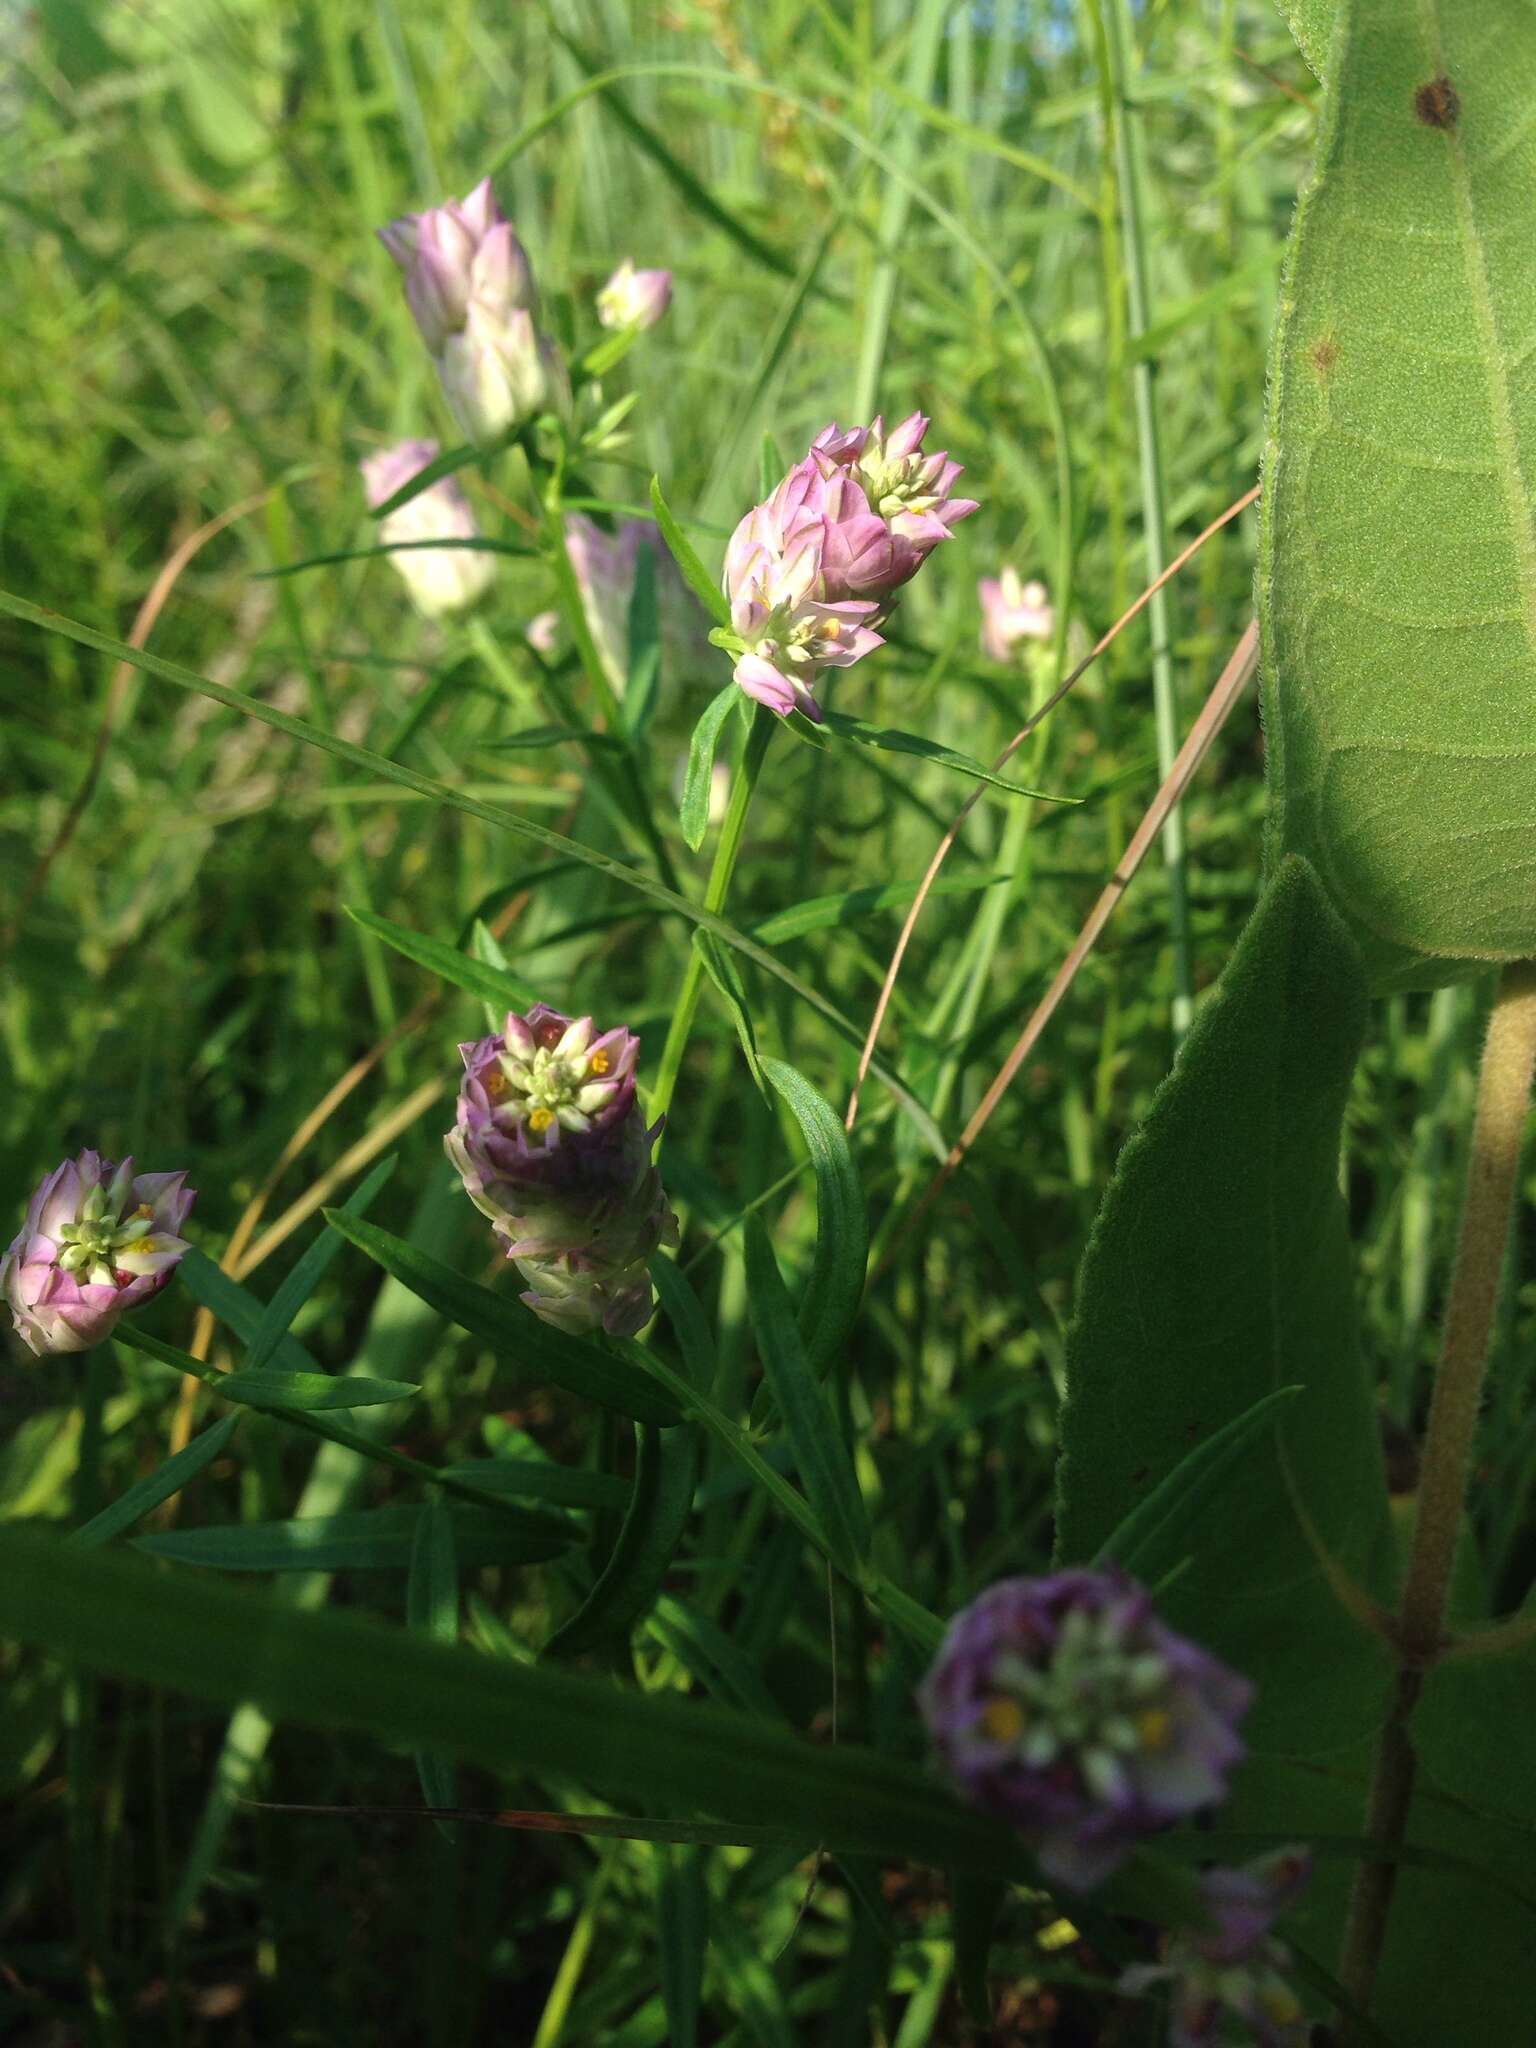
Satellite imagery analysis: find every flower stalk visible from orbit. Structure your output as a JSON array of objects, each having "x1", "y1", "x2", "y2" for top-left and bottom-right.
[{"x1": 1339, "y1": 960, "x2": 1536, "y2": 2023}]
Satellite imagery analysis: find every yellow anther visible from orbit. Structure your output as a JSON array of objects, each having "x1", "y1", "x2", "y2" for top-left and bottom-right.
[
  {"x1": 1135, "y1": 1708, "x2": 1173, "y2": 1752},
  {"x1": 589, "y1": 1051, "x2": 611, "y2": 1075},
  {"x1": 485, "y1": 1070, "x2": 511, "y2": 1102},
  {"x1": 527, "y1": 1106, "x2": 555, "y2": 1132},
  {"x1": 980, "y1": 1696, "x2": 1026, "y2": 1744},
  {"x1": 134, "y1": 1204, "x2": 154, "y2": 1220}
]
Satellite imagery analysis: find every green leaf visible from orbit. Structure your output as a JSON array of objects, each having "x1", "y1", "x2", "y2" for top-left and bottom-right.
[
  {"x1": 541, "y1": 1422, "x2": 701, "y2": 1658},
  {"x1": 649, "y1": 477, "x2": 731, "y2": 630},
  {"x1": 134, "y1": 1503, "x2": 570, "y2": 1573},
  {"x1": 70, "y1": 1414, "x2": 241, "y2": 1550},
  {"x1": 216, "y1": 1369, "x2": 422, "y2": 1413},
  {"x1": 742, "y1": 1217, "x2": 869, "y2": 1578},
  {"x1": 1260, "y1": 0, "x2": 1536, "y2": 991},
  {"x1": 324, "y1": 1211, "x2": 683, "y2": 1426},
  {"x1": 821, "y1": 712, "x2": 1077, "y2": 803},
  {"x1": 0, "y1": 1524, "x2": 1029, "y2": 1879},
  {"x1": 440, "y1": 1457, "x2": 631, "y2": 1513},
  {"x1": 1056, "y1": 859, "x2": 1395, "y2": 1753},
  {"x1": 656, "y1": 1845, "x2": 707, "y2": 2048},
  {"x1": 484, "y1": 724, "x2": 626, "y2": 752},
  {"x1": 1090, "y1": 1385, "x2": 1305, "y2": 1579},
  {"x1": 679, "y1": 682, "x2": 740, "y2": 850},
  {"x1": 692, "y1": 929, "x2": 766, "y2": 1093},
  {"x1": 256, "y1": 537, "x2": 534, "y2": 580},
  {"x1": 0, "y1": 587, "x2": 945, "y2": 1156},
  {"x1": 751, "y1": 874, "x2": 1002, "y2": 945},
  {"x1": 409, "y1": 1499, "x2": 460, "y2": 1828},
  {"x1": 647, "y1": 1257, "x2": 716, "y2": 1395},
  {"x1": 244, "y1": 1156, "x2": 396, "y2": 1372},
  {"x1": 346, "y1": 905, "x2": 536, "y2": 1011},
  {"x1": 177, "y1": 1247, "x2": 320, "y2": 1377},
  {"x1": 760, "y1": 1059, "x2": 869, "y2": 1377},
  {"x1": 1276, "y1": 0, "x2": 1334, "y2": 77}
]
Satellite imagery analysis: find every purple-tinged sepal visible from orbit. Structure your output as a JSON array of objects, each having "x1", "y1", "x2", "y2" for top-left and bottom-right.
[{"x1": 1120, "y1": 1847, "x2": 1312, "y2": 2045}]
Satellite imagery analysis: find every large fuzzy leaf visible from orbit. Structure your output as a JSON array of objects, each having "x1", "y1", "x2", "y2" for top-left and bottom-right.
[
  {"x1": 1056, "y1": 859, "x2": 1394, "y2": 1751},
  {"x1": 1260, "y1": 0, "x2": 1536, "y2": 992}
]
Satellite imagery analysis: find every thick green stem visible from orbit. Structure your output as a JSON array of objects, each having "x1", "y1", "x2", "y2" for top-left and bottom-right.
[
  {"x1": 1096, "y1": 0, "x2": 1194, "y2": 1041},
  {"x1": 650, "y1": 705, "x2": 775, "y2": 1124},
  {"x1": 1338, "y1": 961, "x2": 1536, "y2": 2024}
]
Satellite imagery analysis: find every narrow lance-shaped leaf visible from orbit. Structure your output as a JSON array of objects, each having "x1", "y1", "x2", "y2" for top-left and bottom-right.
[
  {"x1": 347, "y1": 905, "x2": 537, "y2": 1011},
  {"x1": 761, "y1": 1058, "x2": 869, "y2": 1376},
  {"x1": 742, "y1": 1216, "x2": 869, "y2": 1578},
  {"x1": 134, "y1": 1503, "x2": 571, "y2": 1573},
  {"x1": 325, "y1": 1210, "x2": 682, "y2": 1427},
  {"x1": 679, "y1": 683, "x2": 740, "y2": 850},
  {"x1": 244, "y1": 1155, "x2": 397, "y2": 1372},
  {"x1": 409, "y1": 1500, "x2": 460, "y2": 1830},
  {"x1": 650, "y1": 476, "x2": 731, "y2": 628},
  {"x1": 71, "y1": 1414, "x2": 241, "y2": 1550}
]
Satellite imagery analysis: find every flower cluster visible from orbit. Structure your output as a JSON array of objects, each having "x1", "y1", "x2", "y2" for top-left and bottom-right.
[
  {"x1": 596, "y1": 259, "x2": 672, "y2": 333},
  {"x1": 359, "y1": 440, "x2": 496, "y2": 619},
  {"x1": 917, "y1": 1568, "x2": 1252, "y2": 1890},
  {"x1": 721, "y1": 412, "x2": 978, "y2": 722},
  {"x1": 444, "y1": 1004, "x2": 677, "y2": 1339},
  {"x1": 979, "y1": 565, "x2": 1055, "y2": 662},
  {"x1": 379, "y1": 178, "x2": 565, "y2": 444},
  {"x1": 1122, "y1": 1848, "x2": 1312, "y2": 2046},
  {"x1": 3, "y1": 1151, "x2": 194, "y2": 1357}
]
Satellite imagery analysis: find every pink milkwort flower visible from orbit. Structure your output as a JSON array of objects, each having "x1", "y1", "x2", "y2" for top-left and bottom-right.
[
  {"x1": 444, "y1": 1005, "x2": 677, "y2": 1339},
  {"x1": 979, "y1": 566, "x2": 1055, "y2": 661},
  {"x1": 917, "y1": 1569, "x2": 1252, "y2": 1891},
  {"x1": 725, "y1": 528, "x2": 883, "y2": 722},
  {"x1": 359, "y1": 440, "x2": 497, "y2": 619},
  {"x1": 1120, "y1": 1847, "x2": 1312, "y2": 2046},
  {"x1": 807, "y1": 411, "x2": 979, "y2": 599},
  {"x1": 378, "y1": 177, "x2": 565, "y2": 444},
  {"x1": 2, "y1": 1151, "x2": 194, "y2": 1357},
  {"x1": 526, "y1": 610, "x2": 561, "y2": 657},
  {"x1": 596, "y1": 259, "x2": 673, "y2": 332}
]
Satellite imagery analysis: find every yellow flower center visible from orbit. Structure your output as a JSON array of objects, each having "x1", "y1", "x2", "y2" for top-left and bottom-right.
[
  {"x1": 590, "y1": 1050, "x2": 610, "y2": 1075},
  {"x1": 484, "y1": 1069, "x2": 511, "y2": 1102},
  {"x1": 1136, "y1": 1707, "x2": 1173, "y2": 1752},
  {"x1": 527, "y1": 1106, "x2": 555, "y2": 1133},
  {"x1": 980, "y1": 1696, "x2": 1026, "y2": 1744}
]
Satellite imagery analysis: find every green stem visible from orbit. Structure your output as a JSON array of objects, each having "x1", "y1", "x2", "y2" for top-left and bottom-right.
[
  {"x1": 1338, "y1": 961, "x2": 1536, "y2": 2026},
  {"x1": 650, "y1": 705, "x2": 775, "y2": 1124},
  {"x1": 1096, "y1": 0, "x2": 1194, "y2": 1042},
  {"x1": 69, "y1": 1348, "x2": 120, "y2": 2042}
]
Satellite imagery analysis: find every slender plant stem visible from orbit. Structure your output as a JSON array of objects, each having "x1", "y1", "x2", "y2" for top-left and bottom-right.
[
  {"x1": 1096, "y1": 0, "x2": 1194, "y2": 1041},
  {"x1": 1338, "y1": 960, "x2": 1536, "y2": 2023},
  {"x1": 650, "y1": 705, "x2": 775, "y2": 1124}
]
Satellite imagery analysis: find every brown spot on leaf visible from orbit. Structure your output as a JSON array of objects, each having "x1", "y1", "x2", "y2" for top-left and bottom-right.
[
  {"x1": 1310, "y1": 334, "x2": 1338, "y2": 379},
  {"x1": 1414, "y1": 76, "x2": 1459, "y2": 129}
]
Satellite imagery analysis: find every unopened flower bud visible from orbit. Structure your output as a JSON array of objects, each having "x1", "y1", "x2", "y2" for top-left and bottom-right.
[
  {"x1": 917, "y1": 1569, "x2": 1252, "y2": 1890},
  {"x1": 378, "y1": 178, "x2": 565, "y2": 443},
  {"x1": 444, "y1": 1004, "x2": 676, "y2": 1338},
  {"x1": 596, "y1": 259, "x2": 673, "y2": 333},
  {"x1": 1121, "y1": 1847, "x2": 1312, "y2": 2046},
  {"x1": 359, "y1": 440, "x2": 496, "y2": 618},
  {"x1": 979, "y1": 566, "x2": 1055, "y2": 661},
  {"x1": 3, "y1": 1151, "x2": 195, "y2": 1357}
]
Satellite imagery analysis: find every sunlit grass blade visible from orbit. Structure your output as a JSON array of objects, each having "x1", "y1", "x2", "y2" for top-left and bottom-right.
[
  {"x1": 244, "y1": 1156, "x2": 397, "y2": 1373},
  {"x1": 649, "y1": 478, "x2": 731, "y2": 629},
  {"x1": 348, "y1": 906, "x2": 538, "y2": 1010}
]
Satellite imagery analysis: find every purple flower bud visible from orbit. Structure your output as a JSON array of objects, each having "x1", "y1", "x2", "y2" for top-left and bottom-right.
[
  {"x1": 444, "y1": 1005, "x2": 677, "y2": 1339},
  {"x1": 1121, "y1": 1848, "x2": 1312, "y2": 2046},
  {"x1": 917, "y1": 1570, "x2": 1252, "y2": 1890},
  {"x1": 377, "y1": 178, "x2": 565, "y2": 444},
  {"x1": 979, "y1": 566, "x2": 1055, "y2": 661},
  {"x1": 359, "y1": 439, "x2": 496, "y2": 619},
  {"x1": 2, "y1": 1151, "x2": 195, "y2": 1357},
  {"x1": 596, "y1": 259, "x2": 673, "y2": 333},
  {"x1": 564, "y1": 515, "x2": 702, "y2": 696},
  {"x1": 806, "y1": 411, "x2": 979, "y2": 599}
]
